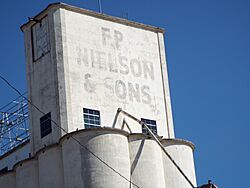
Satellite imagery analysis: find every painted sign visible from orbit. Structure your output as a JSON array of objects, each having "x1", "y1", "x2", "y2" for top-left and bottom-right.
[{"x1": 75, "y1": 27, "x2": 158, "y2": 106}]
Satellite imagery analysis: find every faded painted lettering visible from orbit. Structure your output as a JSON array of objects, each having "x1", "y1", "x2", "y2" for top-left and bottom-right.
[
  {"x1": 84, "y1": 75, "x2": 152, "y2": 105},
  {"x1": 77, "y1": 26, "x2": 158, "y2": 106},
  {"x1": 102, "y1": 27, "x2": 123, "y2": 49},
  {"x1": 77, "y1": 48, "x2": 154, "y2": 80}
]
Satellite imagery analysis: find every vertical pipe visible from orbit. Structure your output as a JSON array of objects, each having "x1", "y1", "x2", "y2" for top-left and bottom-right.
[{"x1": 98, "y1": 0, "x2": 102, "y2": 13}]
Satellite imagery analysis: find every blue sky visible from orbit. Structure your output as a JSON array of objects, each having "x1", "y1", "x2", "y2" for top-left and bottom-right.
[{"x1": 0, "y1": 0, "x2": 249, "y2": 187}]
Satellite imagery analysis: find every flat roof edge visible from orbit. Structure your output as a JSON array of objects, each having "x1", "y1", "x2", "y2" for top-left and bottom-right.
[{"x1": 20, "y1": 2, "x2": 165, "y2": 33}]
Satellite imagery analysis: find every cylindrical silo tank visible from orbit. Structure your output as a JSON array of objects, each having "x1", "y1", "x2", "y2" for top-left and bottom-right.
[
  {"x1": 61, "y1": 128, "x2": 130, "y2": 188},
  {"x1": 37, "y1": 145, "x2": 64, "y2": 188},
  {"x1": 14, "y1": 159, "x2": 39, "y2": 188},
  {"x1": 161, "y1": 139, "x2": 197, "y2": 188},
  {"x1": 129, "y1": 134, "x2": 166, "y2": 188},
  {"x1": 0, "y1": 172, "x2": 16, "y2": 188}
]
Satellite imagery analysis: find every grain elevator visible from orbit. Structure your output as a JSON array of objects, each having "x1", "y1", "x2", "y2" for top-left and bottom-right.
[{"x1": 0, "y1": 3, "x2": 197, "y2": 188}]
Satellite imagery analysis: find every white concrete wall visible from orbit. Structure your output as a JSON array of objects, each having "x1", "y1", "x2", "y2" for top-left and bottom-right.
[
  {"x1": 129, "y1": 134, "x2": 166, "y2": 188},
  {"x1": 162, "y1": 139, "x2": 197, "y2": 188},
  {"x1": 61, "y1": 9, "x2": 172, "y2": 138},
  {"x1": 23, "y1": 12, "x2": 62, "y2": 154},
  {"x1": 157, "y1": 33, "x2": 175, "y2": 138},
  {"x1": 22, "y1": 3, "x2": 175, "y2": 153}
]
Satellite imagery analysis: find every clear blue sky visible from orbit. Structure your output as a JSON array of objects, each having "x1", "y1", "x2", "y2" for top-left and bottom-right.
[{"x1": 0, "y1": 0, "x2": 249, "y2": 187}]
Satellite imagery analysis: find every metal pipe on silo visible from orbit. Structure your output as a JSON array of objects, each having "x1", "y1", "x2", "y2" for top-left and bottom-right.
[
  {"x1": 161, "y1": 139, "x2": 197, "y2": 188},
  {"x1": 118, "y1": 108, "x2": 197, "y2": 188},
  {"x1": 129, "y1": 134, "x2": 166, "y2": 188}
]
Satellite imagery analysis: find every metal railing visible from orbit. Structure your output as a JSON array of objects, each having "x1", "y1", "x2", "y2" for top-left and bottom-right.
[{"x1": 0, "y1": 94, "x2": 29, "y2": 156}]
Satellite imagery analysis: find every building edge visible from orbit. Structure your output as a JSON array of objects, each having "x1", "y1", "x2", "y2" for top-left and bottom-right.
[{"x1": 20, "y1": 2, "x2": 165, "y2": 34}]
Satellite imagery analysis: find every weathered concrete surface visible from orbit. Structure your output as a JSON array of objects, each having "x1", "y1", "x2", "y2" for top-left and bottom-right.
[
  {"x1": 22, "y1": 3, "x2": 175, "y2": 154},
  {"x1": 129, "y1": 134, "x2": 166, "y2": 188},
  {"x1": 0, "y1": 129, "x2": 196, "y2": 188},
  {"x1": 0, "y1": 3, "x2": 197, "y2": 188},
  {"x1": 62, "y1": 129, "x2": 130, "y2": 188},
  {"x1": 0, "y1": 172, "x2": 16, "y2": 188},
  {"x1": 38, "y1": 146, "x2": 64, "y2": 188},
  {"x1": 162, "y1": 139, "x2": 197, "y2": 188},
  {"x1": 15, "y1": 159, "x2": 39, "y2": 188}
]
